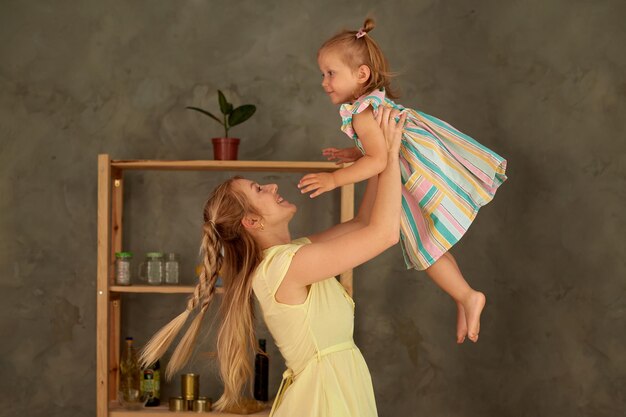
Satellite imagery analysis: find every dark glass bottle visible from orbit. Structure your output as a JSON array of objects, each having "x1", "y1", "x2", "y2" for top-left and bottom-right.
[
  {"x1": 141, "y1": 359, "x2": 161, "y2": 407},
  {"x1": 254, "y1": 339, "x2": 269, "y2": 401}
]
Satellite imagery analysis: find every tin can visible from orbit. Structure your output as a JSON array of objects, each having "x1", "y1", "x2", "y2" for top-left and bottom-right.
[
  {"x1": 169, "y1": 397, "x2": 184, "y2": 411},
  {"x1": 193, "y1": 396, "x2": 210, "y2": 412},
  {"x1": 181, "y1": 373, "x2": 199, "y2": 400}
]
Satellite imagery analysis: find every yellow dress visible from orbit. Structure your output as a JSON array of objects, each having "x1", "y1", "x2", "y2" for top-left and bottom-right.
[{"x1": 252, "y1": 238, "x2": 378, "y2": 417}]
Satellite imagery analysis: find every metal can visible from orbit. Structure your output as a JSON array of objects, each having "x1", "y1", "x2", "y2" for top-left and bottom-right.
[
  {"x1": 169, "y1": 397, "x2": 185, "y2": 411},
  {"x1": 193, "y1": 397, "x2": 210, "y2": 412},
  {"x1": 181, "y1": 373, "x2": 199, "y2": 400}
]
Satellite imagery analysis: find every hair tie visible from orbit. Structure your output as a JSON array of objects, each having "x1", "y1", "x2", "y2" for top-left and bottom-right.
[
  {"x1": 208, "y1": 220, "x2": 219, "y2": 237},
  {"x1": 356, "y1": 28, "x2": 367, "y2": 39}
]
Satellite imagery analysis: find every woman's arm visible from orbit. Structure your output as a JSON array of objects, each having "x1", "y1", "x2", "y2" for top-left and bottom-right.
[
  {"x1": 299, "y1": 108, "x2": 388, "y2": 198},
  {"x1": 284, "y1": 109, "x2": 406, "y2": 287},
  {"x1": 306, "y1": 175, "x2": 378, "y2": 243}
]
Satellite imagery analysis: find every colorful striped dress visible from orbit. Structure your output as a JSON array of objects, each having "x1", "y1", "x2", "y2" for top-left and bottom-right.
[{"x1": 340, "y1": 88, "x2": 508, "y2": 270}]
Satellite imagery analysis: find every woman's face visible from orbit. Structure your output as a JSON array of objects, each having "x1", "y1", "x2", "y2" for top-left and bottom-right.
[{"x1": 233, "y1": 178, "x2": 297, "y2": 227}]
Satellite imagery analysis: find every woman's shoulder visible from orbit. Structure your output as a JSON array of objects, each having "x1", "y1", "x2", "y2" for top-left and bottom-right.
[
  {"x1": 254, "y1": 237, "x2": 311, "y2": 296},
  {"x1": 261, "y1": 237, "x2": 311, "y2": 263}
]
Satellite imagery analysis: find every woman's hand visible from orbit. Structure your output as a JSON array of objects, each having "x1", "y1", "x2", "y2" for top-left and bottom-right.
[
  {"x1": 375, "y1": 107, "x2": 406, "y2": 156},
  {"x1": 322, "y1": 146, "x2": 363, "y2": 164}
]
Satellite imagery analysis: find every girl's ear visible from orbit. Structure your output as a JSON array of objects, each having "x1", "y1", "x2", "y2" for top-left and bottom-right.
[{"x1": 357, "y1": 65, "x2": 371, "y2": 84}]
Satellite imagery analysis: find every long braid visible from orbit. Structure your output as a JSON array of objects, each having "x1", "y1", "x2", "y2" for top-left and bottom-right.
[{"x1": 165, "y1": 228, "x2": 221, "y2": 378}]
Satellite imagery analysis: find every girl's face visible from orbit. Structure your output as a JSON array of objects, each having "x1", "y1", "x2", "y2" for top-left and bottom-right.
[
  {"x1": 318, "y1": 49, "x2": 362, "y2": 105},
  {"x1": 233, "y1": 179, "x2": 297, "y2": 228}
]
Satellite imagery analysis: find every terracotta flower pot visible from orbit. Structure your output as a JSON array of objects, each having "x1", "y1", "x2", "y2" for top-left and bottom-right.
[{"x1": 211, "y1": 138, "x2": 240, "y2": 160}]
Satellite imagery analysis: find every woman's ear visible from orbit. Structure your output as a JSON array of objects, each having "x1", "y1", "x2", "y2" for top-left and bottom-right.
[
  {"x1": 357, "y1": 65, "x2": 371, "y2": 85},
  {"x1": 241, "y1": 215, "x2": 261, "y2": 230}
]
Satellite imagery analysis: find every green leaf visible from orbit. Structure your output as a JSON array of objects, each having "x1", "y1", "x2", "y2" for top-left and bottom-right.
[
  {"x1": 186, "y1": 106, "x2": 224, "y2": 126},
  {"x1": 228, "y1": 105, "x2": 256, "y2": 127},
  {"x1": 217, "y1": 90, "x2": 233, "y2": 115}
]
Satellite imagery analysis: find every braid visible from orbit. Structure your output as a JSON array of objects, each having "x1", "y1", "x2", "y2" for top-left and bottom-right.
[{"x1": 165, "y1": 225, "x2": 221, "y2": 378}]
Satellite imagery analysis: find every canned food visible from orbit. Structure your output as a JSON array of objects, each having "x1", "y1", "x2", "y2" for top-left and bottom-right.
[
  {"x1": 169, "y1": 397, "x2": 184, "y2": 411},
  {"x1": 181, "y1": 373, "x2": 199, "y2": 400},
  {"x1": 193, "y1": 396, "x2": 211, "y2": 412}
]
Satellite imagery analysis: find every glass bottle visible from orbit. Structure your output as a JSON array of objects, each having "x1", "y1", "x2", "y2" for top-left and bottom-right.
[
  {"x1": 114, "y1": 252, "x2": 133, "y2": 285},
  {"x1": 164, "y1": 253, "x2": 179, "y2": 285},
  {"x1": 141, "y1": 359, "x2": 161, "y2": 407},
  {"x1": 254, "y1": 339, "x2": 269, "y2": 401},
  {"x1": 119, "y1": 337, "x2": 141, "y2": 408}
]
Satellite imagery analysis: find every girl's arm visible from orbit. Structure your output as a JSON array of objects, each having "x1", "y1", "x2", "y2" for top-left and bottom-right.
[
  {"x1": 332, "y1": 108, "x2": 389, "y2": 186},
  {"x1": 284, "y1": 109, "x2": 406, "y2": 287},
  {"x1": 299, "y1": 108, "x2": 389, "y2": 198}
]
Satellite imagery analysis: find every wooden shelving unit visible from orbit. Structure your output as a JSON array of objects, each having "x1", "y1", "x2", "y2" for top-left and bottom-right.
[{"x1": 97, "y1": 155, "x2": 354, "y2": 417}]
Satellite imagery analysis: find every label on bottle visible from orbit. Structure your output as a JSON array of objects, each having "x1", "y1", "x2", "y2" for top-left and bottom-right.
[{"x1": 141, "y1": 369, "x2": 159, "y2": 398}]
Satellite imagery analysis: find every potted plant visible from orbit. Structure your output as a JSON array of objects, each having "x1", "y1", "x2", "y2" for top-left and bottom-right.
[{"x1": 187, "y1": 90, "x2": 256, "y2": 160}]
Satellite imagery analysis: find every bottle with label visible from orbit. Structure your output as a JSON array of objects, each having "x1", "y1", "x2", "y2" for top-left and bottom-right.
[
  {"x1": 254, "y1": 339, "x2": 269, "y2": 401},
  {"x1": 119, "y1": 337, "x2": 141, "y2": 408},
  {"x1": 141, "y1": 359, "x2": 161, "y2": 407}
]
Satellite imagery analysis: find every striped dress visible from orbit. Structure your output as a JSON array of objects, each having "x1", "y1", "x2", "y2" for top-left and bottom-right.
[{"x1": 340, "y1": 88, "x2": 507, "y2": 270}]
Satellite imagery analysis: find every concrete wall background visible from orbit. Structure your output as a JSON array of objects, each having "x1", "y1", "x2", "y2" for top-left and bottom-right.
[{"x1": 1, "y1": 1, "x2": 624, "y2": 416}]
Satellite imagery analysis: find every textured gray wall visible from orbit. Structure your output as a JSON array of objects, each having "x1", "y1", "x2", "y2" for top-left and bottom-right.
[{"x1": 1, "y1": 1, "x2": 624, "y2": 416}]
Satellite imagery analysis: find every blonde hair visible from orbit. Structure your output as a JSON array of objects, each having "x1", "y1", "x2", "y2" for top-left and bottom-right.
[
  {"x1": 319, "y1": 17, "x2": 398, "y2": 100},
  {"x1": 139, "y1": 177, "x2": 263, "y2": 411}
]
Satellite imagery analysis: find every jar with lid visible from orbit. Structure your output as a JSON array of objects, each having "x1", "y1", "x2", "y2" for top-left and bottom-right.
[
  {"x1": 165, "y1": 253, "x2": 179, "y2": 285},
  {"x1": 138, "y1": 253, "x2": 164, "y2": 285},
  {"x1": 115, "y1": 252, "x2": 133, "y2": 286}
]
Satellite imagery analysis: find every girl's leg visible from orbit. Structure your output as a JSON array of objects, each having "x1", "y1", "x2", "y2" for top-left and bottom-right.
[
  {"x1": 425, "y1": 252, "x2": 486, "y2": 342},
  {"x1": 444, "y1": 253, "x2": 469, "y2": 344}
]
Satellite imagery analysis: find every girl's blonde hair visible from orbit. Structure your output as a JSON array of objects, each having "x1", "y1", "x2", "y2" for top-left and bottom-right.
[
  {"x1": 139, "y1": 177, "x2": 262, "y2": 412},
  {"x1": 319, "y1": 17, "x2": 398, "y2": 99}
]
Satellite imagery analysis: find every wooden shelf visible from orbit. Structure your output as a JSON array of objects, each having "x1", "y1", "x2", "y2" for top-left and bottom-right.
[
  {"x1": 110, "y1": 285, "x2": 225, "y2": 294},
  {"x1": 108, "y1": 403, "x2": 270, "y2": 416},
  {"x1": 110, "y1": 159, "x2": 341, "y2": 172},
  {"x1": 97, "y1": 155, "x2": 354, "y2": 417}
]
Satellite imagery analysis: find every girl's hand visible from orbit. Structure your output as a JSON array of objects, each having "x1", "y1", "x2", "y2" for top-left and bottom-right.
[
  {"x1": 322, "y1": 146, "x2": 363, "y2": 164},
  {"x1": 298, "y1": 172, "x2": 337, "y2": 198},
  {"x1": 375, "y1": 107, "x2": 406, "y2": 155}
]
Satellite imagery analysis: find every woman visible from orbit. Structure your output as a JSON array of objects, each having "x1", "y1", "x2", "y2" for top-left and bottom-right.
[{"x1": 139, "y1": 108, "x2": 406, "y2": 416}]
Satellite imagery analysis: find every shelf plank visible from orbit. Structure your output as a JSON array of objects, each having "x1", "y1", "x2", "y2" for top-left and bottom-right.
[
  {"x1": 111, "y1": 285, "x2": 225, "y2": 294},
  {"x1": 110, "y1": 160, "x2": 341, "y2": 172},
  {"x1": 108, "y1": 404, "x2": 270, "y2": 416}
]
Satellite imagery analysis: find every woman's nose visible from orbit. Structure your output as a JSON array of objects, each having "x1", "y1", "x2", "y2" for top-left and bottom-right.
[{"x1": 261, "y1": 184, "x2": 278, "y2": 193}]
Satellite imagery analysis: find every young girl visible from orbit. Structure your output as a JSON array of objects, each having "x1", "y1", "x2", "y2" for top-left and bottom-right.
[{"x1": 298, "y1": 18, "x2": 508, "y2": 344}]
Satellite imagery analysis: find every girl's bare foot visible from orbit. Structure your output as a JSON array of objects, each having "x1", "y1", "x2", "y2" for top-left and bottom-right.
[
  {"x1": 456, "y1": 302, "x2": 468, "y2": 343},
  {"x1": 462, "y1": 291, "x2": 486, "y2": 342}
]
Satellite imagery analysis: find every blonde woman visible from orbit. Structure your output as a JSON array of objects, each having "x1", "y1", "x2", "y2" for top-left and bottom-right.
[{"x1": 140, "y1": 107, "x2": 406, "y2": 416}]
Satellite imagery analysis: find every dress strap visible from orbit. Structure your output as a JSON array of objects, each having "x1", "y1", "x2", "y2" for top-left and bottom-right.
[{"x1": 269, "y1": 341, "x2": 357, "y2": 416}]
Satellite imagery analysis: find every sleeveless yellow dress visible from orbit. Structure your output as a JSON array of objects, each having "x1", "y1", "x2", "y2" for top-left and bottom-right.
[{"x1": 252, "y1": 237, "x2": 378, "y2": 417}]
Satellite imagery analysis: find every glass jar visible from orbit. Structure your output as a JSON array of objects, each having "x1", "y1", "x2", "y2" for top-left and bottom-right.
[
  {"x1": 115, "y1": 252, "x2": 133, "y2": 285},
  {"x1": 164, "y1": 253, "x2": 179, "y2": 285},
  {"x1": 139, "y1": 252, "x2": 164, "y2": 285}
]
